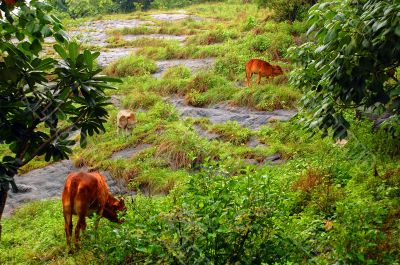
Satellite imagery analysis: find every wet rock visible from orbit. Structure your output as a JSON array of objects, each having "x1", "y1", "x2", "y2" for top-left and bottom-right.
[
  {"x1": 4, "y1": 160, "x2": 128, "y2": 217},
  {"x1": 153, "y1": 58, "x2": 215, "y2": 78},
  {"x1": 78, "y1": 19, "x2": 148, "y2": 32},
  {"x1": 123, "y1": 34, "x2": 187, "y2": 42},
  {"x1": 247, "y1": 136, "x2": 267, "y2": 148},
  {"x1": 150, "y1": 13, "x2": 201, "y2": 22},
  {"x1": 109, "y1": 95, "x2": 122, "y2": 108},
  {"x1": 264, "y1": 153, "x2": 283, "y2": 165},
  {"x1": 111, "y1": 144, "x2": 152, "y2": 160},
  {"x1": 169, "y1": 97, "x2": 296, "y2": 130},
  {"x1": 193, "y1": 125, "x2": 220, "y2": 140}
]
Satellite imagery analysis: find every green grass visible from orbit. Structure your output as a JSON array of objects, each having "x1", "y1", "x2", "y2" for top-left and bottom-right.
[
  {"x1": 3, "y1": 2, "x2": 400, "y2": 264},
  {"x1": 232, "y1": 84, "x2": 301, "y2": 111},
  {"x1": 103, "y1": 55, "x2": 157, "y2": 77}
]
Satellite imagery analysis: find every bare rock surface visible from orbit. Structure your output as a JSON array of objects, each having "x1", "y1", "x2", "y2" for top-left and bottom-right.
[
  {"x1": 150, "y1": 13, "x2": 201, "y2": 21},
  {"x1": 111, "y1": 144, "x2": 152, "y2": 160},
  {"x1": 193, "y1": 125, "x2": 220, "y2": 140},
  {"x1": 123, "y1": 34, "x2": 187, "y2": 42},
  {"x1": 4, "y1": 160, "x2": 128, "y2": 217},
  {"x1": 97, "y1": 47, "x2": 138, "y2": 67},
  {"x1": 170, "y1": 97, "x2": 296, "y2": 130}
]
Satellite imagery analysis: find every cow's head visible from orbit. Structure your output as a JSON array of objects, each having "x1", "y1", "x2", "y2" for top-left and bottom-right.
[
  {"x1": 126, "y1": 113, "x2": 135, "y2": 129},
  {"x1": 103, "y1": 196, "x2": 127, "y2": 223},
  {"x1": 272, "y1": 65, "x2": 284, "y2": 76}
]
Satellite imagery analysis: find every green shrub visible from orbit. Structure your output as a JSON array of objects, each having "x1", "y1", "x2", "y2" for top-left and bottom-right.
[
  {"x1": 103, "y1": 55, "x2": 157, "y2": 77},
  {"x1": 251, "y1": 35, "x2": 271, "y2": 52},
  {"x1": 257, "y1": 0, "x2": 316, "y2": 22},
  {"x1": 243, "y1": 15, "x2": 257, "y2": 31}
]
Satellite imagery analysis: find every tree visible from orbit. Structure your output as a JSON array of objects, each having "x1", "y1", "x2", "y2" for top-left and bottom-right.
[
  {"x1": 288, "y1": 0, "x2": 400, "y2": 139},
  {"x1": 0, "y1": 0, "x2": 119, "y2": 239}
]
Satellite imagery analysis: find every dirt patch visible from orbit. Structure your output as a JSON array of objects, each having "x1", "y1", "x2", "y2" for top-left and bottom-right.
[
  {"x1": 4, "y1": 160, "x2": 128, "y2": 217},
  {"x1": 170, "y1": 97, "x2": 296, "y2": 130},
  {"x1": 153, "y1": 58, "x2": 215, "y2": 78}
]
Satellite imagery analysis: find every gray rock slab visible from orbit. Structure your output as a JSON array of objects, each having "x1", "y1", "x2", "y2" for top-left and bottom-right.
[
  {"x1": 111, "y1": 144, "x2": 152, "y2": 160},
  {"x1": 170, "y1": 97, "x2": 296, "y2": 130}
]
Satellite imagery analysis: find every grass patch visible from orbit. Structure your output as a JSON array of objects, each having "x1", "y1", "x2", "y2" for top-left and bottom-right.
[
  {"x1": 232, "y1": 84, "x2": 301, "y2": 111},
  {"x1": 209, "y1": 121, "x2": 252, "y2": 145},
  {"x1": 103, "y1": 55, "x2": 157, "y2": 77}
]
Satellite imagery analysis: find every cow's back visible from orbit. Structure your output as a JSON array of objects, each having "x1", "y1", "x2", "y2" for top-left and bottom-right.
[{"x1": 62, "y1": 172, "x2": 109, "y2": 216}]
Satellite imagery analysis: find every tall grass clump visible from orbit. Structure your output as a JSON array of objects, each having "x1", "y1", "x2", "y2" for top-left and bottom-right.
[
  {"x1": 233, "y1": 84, "x2": 301, "y2": 111},
  {"x1": 162, "y1": 65, "x2": 191, "y2": 79},
  {"x1": 103, "y1": 55, "x2": 157, "y2": 77},
  {"x1": 154, "y1": 122, "x2": 210, "y2": 169},
  {"x1": 183, "y1": 71, "x2": 238, "y2": 106},
  {"x1": 210, "y1": 121, "x2": 252, "y2": 145}
]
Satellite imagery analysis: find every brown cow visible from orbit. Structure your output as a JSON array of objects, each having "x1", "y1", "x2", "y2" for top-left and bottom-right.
[
  {"x1": 245, "y1": 59, "x2": 284, "y2": 87},
  {"x1": 62, "y1": 172, "x2": 126, "y2": 247}
]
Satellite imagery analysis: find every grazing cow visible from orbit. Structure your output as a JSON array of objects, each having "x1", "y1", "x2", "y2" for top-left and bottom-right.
[
  {"x1": 245, "y1": 59, "x2": 284, "y2": 87},
  {"x1": 62, "y1": 172, "x2": 126, "y2": 247},
  {"x1": 117, "y1": 109, "x2": 135, "y2": 136}
]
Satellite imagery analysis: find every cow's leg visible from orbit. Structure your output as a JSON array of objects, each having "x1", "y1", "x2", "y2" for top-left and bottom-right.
[
  {"x1": 74, "y1": 215, "x2": 86, "y2": 248},
  {"x1": 63, "y1": 211, "x2": 73, "y2": 247},
  {"x1": 257, "y1": 72, "x2": 262, "y2": 85},
  {"x1": 63, "y1": 202, "x2": 73, "y2": 248},
  {"x1": 246, "y1": 72, "x2": 252, "y2": 87},
  {"x1": 94, "y1": 209, "x2": 104, "y2": 232}
]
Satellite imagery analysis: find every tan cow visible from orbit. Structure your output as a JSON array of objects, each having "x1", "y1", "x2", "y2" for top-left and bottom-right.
[{"x1": 117, "y1": 109, "x2": 135, "y2": 136}]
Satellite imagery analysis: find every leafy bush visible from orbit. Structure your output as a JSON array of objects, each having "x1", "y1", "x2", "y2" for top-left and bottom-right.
[
  {"x1": 251, "y1": 35, "x2": 271, "y2": 52},
  {"x1": 289, "y1": 0, "x2": 400, "y2": 139},
  {"x1": 103, "y1": 55, "x2": 157, "y2": 77},
  {"x1": 61, "y1": 0, "x2": 118, "y2": 17},
  {"x1": 257, "y1": 0, "x2": 316, "y2": 22}
]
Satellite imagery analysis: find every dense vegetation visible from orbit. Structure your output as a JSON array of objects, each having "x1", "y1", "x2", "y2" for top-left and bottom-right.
[{"x1": 1, "y1": 0, "x2": 399, "y2": 264}]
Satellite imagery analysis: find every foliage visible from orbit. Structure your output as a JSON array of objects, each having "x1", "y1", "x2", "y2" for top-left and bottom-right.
[
  {"x1": 256, "y1": 0, "x2": 316, "y2": 22},
  {"x1": 64, "y1": 0, "x2": 117, "y2": 18},
  {"x1": 289, "y1": 0, "x2": 400, "y2": 139},
  {"x1": 0, "y1": 0, "x2": 117, "y2": 187}
]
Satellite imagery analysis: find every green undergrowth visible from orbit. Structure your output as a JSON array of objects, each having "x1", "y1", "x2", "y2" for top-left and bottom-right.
[{"x1": 3, "y1": 119, "x2": 400, "y2": 263}]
